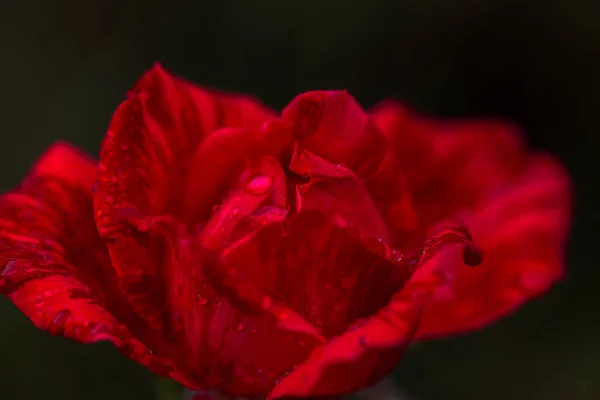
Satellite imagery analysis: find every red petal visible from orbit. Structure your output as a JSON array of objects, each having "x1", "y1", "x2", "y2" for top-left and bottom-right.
[
  {"x1": 183, "y1": 123, "x2": 290, "y2": 225},
  {"x1": 95, "y1": 64, "x2": 276, "y2": 332},
  {"x1": 289, "y1": 147, "x2": 388, "y2": 241},
  {"x1": 133, "y1": 156, "x2": 319, "y2": 395},
  {"x1": 0, "y1": 144, "x2": 194, "y2": 386},
  {"x1": 268, "y1": 227, "x2": 478, "y2": 399},
  {"x1": 224, "y1": 150, "x2": 405, "y2": 339},
  {"x1": 225, "y1": 208, "x2": 410, "y2": 344},
  {"x1": 282, "y1": 91, "x2": 387, "y2": 179},
  {"x1": 414, "y1": 155, "x2": 571, "y2": 338},
  {"x1": 371, "y1": 101, "x2": 525, "y2": 236},
  {"x1": 371, "y1": 102, "x2": 571, "y2": 338}
]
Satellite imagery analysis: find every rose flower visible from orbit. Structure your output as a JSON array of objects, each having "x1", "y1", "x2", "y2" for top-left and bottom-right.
[{"x1": 0, "y1": 65, "x2": 571, "y2": 399}]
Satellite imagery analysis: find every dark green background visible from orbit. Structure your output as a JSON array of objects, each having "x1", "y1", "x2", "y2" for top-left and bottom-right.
[{"x1": 1, "y1": 1, "x2": 598, "y2": 399}]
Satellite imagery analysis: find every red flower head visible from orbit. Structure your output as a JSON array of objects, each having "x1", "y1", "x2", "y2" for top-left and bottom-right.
[{"x1": 0, "y1": 64, "x2": 571, "y2": 398}]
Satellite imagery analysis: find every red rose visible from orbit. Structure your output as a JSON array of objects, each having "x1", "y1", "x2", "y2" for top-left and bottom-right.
[{"x1": 0, "y1": 64, "x2": 571, "y2": 398}]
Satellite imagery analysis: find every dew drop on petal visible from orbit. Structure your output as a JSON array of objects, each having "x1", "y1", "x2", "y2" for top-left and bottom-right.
[
  {"x1": 104, "y1": 194, "x2": 114, "y2": 205},
  {"x1": 235, "y1": 322, "x2": 244, "y2": 331},
  {"x1": 43, "y1": 290, "x2": 52, "y2": 297},
  {"x1": 391, "y1": 249, "x2": 403, "y2": 263},
  {"x1": 196, "y1": 293, "x2": 207, "y2": 305},
  {"x1": 91, "y1": 180, "x2": 101, "y2": 193},
  {"x1": 244, "y1": 175, "x2": 273, "y2": 195},
  {"x1": 49, "y1": 309, "x2": 71, "y2": 336},
  {"x1": 35, "y1": 298, "x2": 44, "y2": 308},
  {"x1": 231, "y1": 207, "x2": 240, "y2": 216},
  {"x1": 211, "y1": 297, "x2": 222, "y2": 307},
  {"x1": 335, "y1": 163, "x2": 351, "y2": 175}
]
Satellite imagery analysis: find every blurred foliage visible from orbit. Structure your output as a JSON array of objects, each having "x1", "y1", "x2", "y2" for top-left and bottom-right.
[{"x1": 0, "y1": 0, "x2": 598, "y2": 399}]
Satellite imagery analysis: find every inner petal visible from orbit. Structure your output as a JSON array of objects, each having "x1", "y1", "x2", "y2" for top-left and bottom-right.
[{"x1": 225, "y1": 210, "x2": 411, "y2": 339}]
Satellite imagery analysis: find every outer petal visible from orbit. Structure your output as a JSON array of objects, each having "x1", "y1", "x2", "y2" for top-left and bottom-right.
[
  {"x1": 414, "y1": 155, "x2": 571, "y2": 338},
  {"x1": 95, "y1": 64, "x2": 276, "y2": 333},
  {"x1": 268, "y1": 226, "x2": 480, "y2": 398},
  {"x1": 372, "y1": 103, "x2": 571, "y2": 338},
  {"x1": 0, "y1": 143, "x2": 192, "y2": 385},
  {"x1": 371, "y1": 101, "x2": 526, "y2": 244}
]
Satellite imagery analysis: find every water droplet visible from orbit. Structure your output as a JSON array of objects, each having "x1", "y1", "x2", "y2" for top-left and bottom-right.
[
  {"x1": 391, "y1": 249, "x2": 403, "y2": 263},
  {"x1": 244, "y1": 175, "x2": 273, "y2": 195},
  {"x1": 43, "y1": 290, "x2": 52, "y2": 297},
  {"x1": 91, "y1": 180, "x2": 101, "y2": 193},
  {"x1": 136, "y1": 216, "x2": 153, "y2": 232},
  {"x1": 235, "y1": 322, "x2": 244, "y2": 331},
  {"x1": 211, "y1": 204, "x2": 220, "y2": 214},
  {"x1": 104, "y1": 194, "x2": 114, "y2": 205},
  {"x1": 49, "y1": 309, "x2": 71, "y2": 336},
  {"x1": 340, "y1": 277, "x2": 356, "y2": 289},
  {"x1": 35, "y1": 298, "x2": 44, "y2": 307},
  {"x1": 196, "y1": 293, "x2": 207, "y2": 305},
  {"x1": 211, "y1": 297, "x2": 222, "y2": 307},
  {"x1": 293, "y1": 339, "x2": 306, "y2": 347},
  {"x1": 463, "y1": 245, "x2": 482, "y2": 267},
  {"x1": 231, "y1": 207, "x2": 240, "y2": 216}
]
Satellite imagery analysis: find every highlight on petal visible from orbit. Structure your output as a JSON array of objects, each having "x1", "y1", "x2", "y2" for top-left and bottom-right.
[
  {"x1": 0, "y1": 144, "x2": 194, "y2": 386},
  {"x1": 184, "y1": 127, "x2": 291, "y2": 226}
]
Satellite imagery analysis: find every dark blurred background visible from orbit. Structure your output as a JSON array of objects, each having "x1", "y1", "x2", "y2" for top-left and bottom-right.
[{"x1": 1, "y1": 1, "x2": 598, "y2": 399}]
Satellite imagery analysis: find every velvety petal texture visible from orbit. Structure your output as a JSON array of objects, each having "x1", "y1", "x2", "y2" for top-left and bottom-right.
[
  {"x1": 370, "y1": 103, "x2": 571, "y2": 339},
  {"x1": 0, "y1": 65, "x2": 571, "y2": 398},
  {"x1": 0, "y1": 143, "x2": 195, "y2": 387}
]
